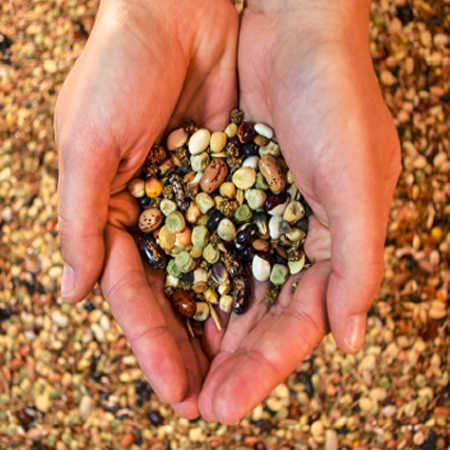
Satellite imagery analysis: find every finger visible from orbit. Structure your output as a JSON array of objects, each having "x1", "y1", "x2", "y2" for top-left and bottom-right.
[
  {"x1": 201, "y1": 263, "x2": 329, "y2": 424},
  {"x1": 101, "y1": 225, "x2": 187, "y2": 404},
  {"x1": 316, "y1": 152, "x2": 386, "y2": 354},
  {"x1": 144, "y1": 267, "x2": 208, "y2": 420},
  {"x1": 57, "y1": 129, "x2": 118, "y2": 302}
]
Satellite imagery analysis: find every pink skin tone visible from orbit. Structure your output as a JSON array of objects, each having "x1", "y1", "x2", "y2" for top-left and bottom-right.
[{"x1": 55, "y1": 0, "x2": 401, "y2": 424}]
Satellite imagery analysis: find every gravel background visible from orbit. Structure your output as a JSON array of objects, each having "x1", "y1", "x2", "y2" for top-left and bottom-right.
[{"x1": 1, "y1": 0, "x2": 449, "y2": 449}]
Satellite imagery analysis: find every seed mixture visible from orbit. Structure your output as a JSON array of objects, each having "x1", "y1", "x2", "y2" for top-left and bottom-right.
[
  {"x1": 127, "y1": 113, "x2": 309, "y2": 331},
  {"x1": 0, "y1": 0, "x2": 449, "y2": 449}
]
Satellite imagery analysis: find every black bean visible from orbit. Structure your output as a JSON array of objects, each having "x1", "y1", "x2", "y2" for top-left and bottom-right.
[{"x1": 206, "y1": 209, "x2": 224, "y2": 232}]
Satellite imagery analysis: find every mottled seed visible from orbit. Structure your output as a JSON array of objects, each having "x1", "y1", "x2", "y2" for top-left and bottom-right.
[
  {"x1": 165, "y1": 211, "x2": 186, "y2": 234},
  {"x1": 232, "y1": 277, "x2": 250, "y2": 314},
  {"x1": 171, "y1": 290, "x2": 196, "y2": 318},
  {"x1": 128, "y1": 178, "x2": 145, "y2": 198},
  {"x1": 210, "y1": 262, "x2": 229, "y2": 284},
  {"x1": 145, "y1": 177, "x2": 164, "y2": 198},
  {"x1": 139, "y1": 235, "x2": 167, "y2": 269},
  {"x1": 167, "y1": 127, "x2": 188, "y2": 151},
  {"x1": 200, "y1": 159, "x2": 229, "y2": 194},
  {"x1": 138, "y1": 208, "x2": 163, "y2": 233},
  {"x1": 259, "y1": 155, "x2": 286, "y2": 194},
  {"x1": 265, "y1": 193, "x2": 289, "y2": 216},
  {"x1": 232, "y1": 167, "x2": 257, "y2": 190},
  {"x1": 189, "y1": 128, "x2": 211, "y2": 155}
]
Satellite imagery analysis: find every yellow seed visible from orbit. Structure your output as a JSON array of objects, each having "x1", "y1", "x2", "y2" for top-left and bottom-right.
[
  {"x1": 210, "y1": 131, "x2": 227, "y2": 153},
  {"x1": 145, "y1": 178, "x2": 163, "y2": 198},
  {"x1": 159, "y1": 226, "x2": 176, "y2": 253},
  {"x1": 219, "y1": 182, "x2": 237, "y2": 199},
  {"x1": 431, "y1": 226, "x2": 443, "y2": 243}
]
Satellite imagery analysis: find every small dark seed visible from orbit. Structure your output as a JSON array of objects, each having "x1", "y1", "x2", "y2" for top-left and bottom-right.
[
  {"x1": 242, "y1": 142, "x2": 259, "y2": 157},
  {"x1": 206, "y1": 209, "x2": 225, "y2": 232},
  {"x1": 237, "y1": 122, "x2": 256, "y2": 144}
]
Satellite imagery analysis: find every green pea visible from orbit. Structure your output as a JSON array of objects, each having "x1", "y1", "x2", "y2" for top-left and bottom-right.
[
  {"x1": 174, "y1": 251, "x2": 195, "y2": 273},
  {"x1": 191, "y1": 225, "x2": 210, "y2": 248},
  {"x1": 203, "y1": 244, "x2": 220, "y2": 264},
  {"x1": 234, "y1": 204, "x2": 253, "y2": 224},
  {"x1": 159, "y1": 199, "x2": 177, "y2": 216},
  {"x1": 270, "y1": 264, "x2": 289, "y2": 285},
  {"x1": 165, "y1": 211, "x2": 185, "y2": 234},
  {"x1": 167, "y1": 259, "x2": 182, "y2": 278}
]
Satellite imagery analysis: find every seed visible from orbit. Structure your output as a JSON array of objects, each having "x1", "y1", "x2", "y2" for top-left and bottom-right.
[
  {"x1": 195, "y1": 192, "x2": 215, "y2": 214},
  {"x1": 232, "y1": 277, "x2": 250, "y2": 314},
  {"x1": 193, "y1": 267, "x2": 208, "y2": 292},
  {"x1": 188, "y1": 128, "x2": 211, "y2": 155},
  {"x1": 232, "y1": 167, "x2": 256, "y2": 190},
  {"x1": 193, "y1": 302, "x2": 210, "y2": 321},
  {"x1": 259, "y1": 155, "x2": 286, "y2": 194},
  {"x1": 190, "y1": 152, "x2": 210, "y2": 172},
  {"x1": 139, "y1": 235, "x2": 167, "y2": 269},
  {"x1": 254, "y1": 122, "x2": 274, "y2": 139},
  {"x1": 269, "y1": 216, "x2": 284, "y2": 240},
  {"x1": 210, "y1": 131, "x2": 227, "y2": 153},
  {"x1": 245, "y1": 189, "x2": 267, "y2": 210},
  {"x1": 186, "y1": 202, "x2": 201, "y2": 223},
  {"x1": 270, "y1": 264, "x2": 289, "y2": 285},
  {"x1": 159, "y1": 226, "x2": 176, "y2": 253},
  {"x1": 237, "y1": 122, "x2": 256, "y2": 143},
  {"x1": 252, "y1": 239, "x2": 270, "y2": 252},
  {"x1": 167, "y1": 127, "x2": 188, "y2": 151},
  {"x1": 286, "y1": 227, "x2": 306, "y2": 242},
  {"x1": 165, "y1": 274, "x2": 180, "y2": 288},
  {"x1": 159, "y1": 159, "x2": 175, "y2": 175},
  {"x1": 242, "y1": 142, "x2": 259, "y2": 157},
  {"x1": 234, "y1": 204, "x2": 253, "y2": 224},
  {"x1": 165, "y1": 211, "x2": 186, "y2": 234},
  {"x1": 252, "y1": 254, "x2": 271, "y2": 282},
  {"x1": 259, "y1": 141, "x2": 280, "y2": 157},
  {"x1": 265, "y1": 193, "x2": 289, "y2": 216},
  {"x1": 167, "y1": 259, "x2": 182, "y2": 278},
  {"x1": 200, "y1": 158, "x2": 229, "y2": 194},
  {"x1": 171, "y1": 290, "x2": 196, "y2": 318},
  {"x1": 206, "y1": 209, "x2": 224, "y2": 232},
  {"x1": 203, "y1": 288, "x2": 219, "y2": 304},
  {"x1": 218, "y1": 283, "x2": 231, "y2": 295},
  {"x1": 128, "y1": 178, "x2": 145, "y2": 198},
  {"x1": 288, "y1": 254, "x2": 306, "y2": 274},
  {"x1": 242, "y1": 156, "x2": 259, "y2": 170},
  {"x1": 210, "y1": 262, "x2": 229, "y2": 284},
  {"x1": 236, "y1": 223, "x2": 257, "y2": 245},
  {"x1": 138, "y1": 208, "x2": 163, "y2": 233},
  {"x1": 197, "y1": 214, "x2": 209, "y2": 226},
  {"x1": 221, "y1": 250, "x2": 242, "y2": 277},
  {"x1": 219, "y1": 182, "x2": 237, "y2": 199},
  {"x1": 175, "y1": 227, "x2": 191, "y2": 247},
  {"x1": 254, "y1": 135, "x2": 270, "y2": 147},
  {"x1": 255, "y1": 172, "x2": 269, "y2": 190},
  {"x1": 159, "y1": 199, "x2": 177, "y2": 216},
  {"x1": 219, "y1": 295, "x2": 234, "y2": 313},
  {"x1": 287, "y1": 170, "x2": 294, "y2": 184},
  {"x1": 217, "y1": 218, "x2": 237, "y2": 241},
  {"x1": 190, "y1": 246, "x2": 203, "y2": 259},
  {"x1": 283, "y1": 201, "x2": 305, "y2": 224},
  {"x1": 203, "y1": 244, "x2": 220, "y2": 264},
  {"x1": 145, "y1": 177, "x2": 164, "y2": 198},
  {"x1": 174, "y1": 251, "x2": 196, "y2": 273},
  {"x1": 224, "y1": 123, "x2": 238, "y2": 138},
  {"x1": 191, "y1": 225, "x2": 209, "y2": 248},
  {"x1": 254, "y1": 212, "x2": 269, "y2": 236}
]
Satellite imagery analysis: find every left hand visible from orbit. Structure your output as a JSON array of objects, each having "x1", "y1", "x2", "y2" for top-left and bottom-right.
[{"x1": 199, "y1": 0, "x2": 401, "y2": 424}]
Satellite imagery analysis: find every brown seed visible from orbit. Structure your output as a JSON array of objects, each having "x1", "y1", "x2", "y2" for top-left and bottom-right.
[
  {"x1": 120, "y1": 433, "x2": 135, "y2": 448},
  {"x1": 252, "y1": 239, "x2": 270, "y2": 252},
  {"x1": 259, "y1": 155, "x2": 286, "y2": 194},
  {"x1": 138, "y1": 208, "x2": 163, "y2": 233},
  {"x1": 145, "y1": 177, "x2": 164, "y2": 198},
  {"x1": 170, "y1": 290, "x2": 196, "y2": 318},
  {"x1": 200, "y1": 159, "x2": 229, "y2": 194}
]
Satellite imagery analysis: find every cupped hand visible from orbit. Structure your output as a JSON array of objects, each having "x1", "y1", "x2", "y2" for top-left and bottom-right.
[
  {"x1": 55, "y1": 0, "x2": 238, "y2": 418},
  {"x1": 199, "y1": 0, "x2": 401, "y2": 423}
]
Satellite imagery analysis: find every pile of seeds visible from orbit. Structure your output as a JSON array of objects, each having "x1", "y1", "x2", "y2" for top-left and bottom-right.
[{"x1": 127, "y1": 110, "x2": 309, "y2": 329}]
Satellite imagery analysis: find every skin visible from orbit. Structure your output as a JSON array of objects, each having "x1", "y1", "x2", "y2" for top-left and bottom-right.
[{"x1": 55, "y1": 0, "x2": 401, "y2": 424}]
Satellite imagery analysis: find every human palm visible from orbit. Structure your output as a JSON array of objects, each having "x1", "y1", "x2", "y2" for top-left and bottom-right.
[
  {"x1": 198, "y1": 4, "x2": 401, "y2": 423},
  {"x1": 55, "y1": 0, "x2": 238, "y2": 418}
]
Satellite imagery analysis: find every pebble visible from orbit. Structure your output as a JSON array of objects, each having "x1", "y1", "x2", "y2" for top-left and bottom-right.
[{"x1": 189, "y1": 128, "x2": 211, "y2": 155}]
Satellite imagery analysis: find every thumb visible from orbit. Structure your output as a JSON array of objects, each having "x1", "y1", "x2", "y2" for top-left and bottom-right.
[
  {"x1": 57, "y1": 132, "x2": 117, "y2": 302},
  {"x1": 318, "y1": 150, "x2": 386, "y2": 354}
]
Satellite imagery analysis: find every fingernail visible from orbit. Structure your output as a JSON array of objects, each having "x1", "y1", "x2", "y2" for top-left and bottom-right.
[
  {"x1": 61, "y1": 264, "x2": 75, "y2": 298},
  {"x1": 345, "y1": 314, "x2": 366, "y2": 351}
]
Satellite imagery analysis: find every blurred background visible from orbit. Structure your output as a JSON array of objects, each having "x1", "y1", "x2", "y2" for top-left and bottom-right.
[{"x1": 0, "y1": 0, "x2": 449, "y2": 449}]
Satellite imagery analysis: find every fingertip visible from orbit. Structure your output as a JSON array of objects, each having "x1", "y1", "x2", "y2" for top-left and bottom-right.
[{"x1": 155, "y1": 377, "x2": 188, "y2": 405}]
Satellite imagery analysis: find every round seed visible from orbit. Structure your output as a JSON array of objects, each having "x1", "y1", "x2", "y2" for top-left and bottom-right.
[
  {"x1": 252, "y1": 239, "x2": 270, "y2": 252},
  {"x1": 128, "y1": 178, "x2": 145, "y2": 198},
  {"x1": 195, "y1": 192, "x2": 215, "y2": 214},
  {"x1": 174, "y1": 251, "x2": 196, "y2": 273},
  {"x1": 145, "y1": 177, "x2": 163, "y2": 198},
  {"x1": 219, "y1": 182, "x2": 237, "y2": 199},
  {"x1": 232, "y1": 167, "x2": 256, "y2": 190},
  {"x1": 159, "y1": 199, "x2": 177, "y2": 217},
  {"x1": 217, "y1": 218, "x2": 237, "y2": 241},
  {"x1": 219, "y1": 295, "x2": 234, "y2": 313},
  {"x1": 138, "y1": 208, "x2": 163, "y2": 233},
  {"x1": 159, "y1": 226, "x2": 176, "y2": 253},
  {"x1": 245, "y1": 189, "x2": 267, "y2": 210},
  {"x1": 234, "y1": 204, "x2": 253, "y2": 224},
  {"x1": 242, "y1": 156, "x2": 259, "y2": 170},
  {"x1": 167, "y1": 259, "x2": 182, "y2": 278},
  {"x1": 188, "y1": 128, "x2": 210, "y2": 155},
  {"x1": 210, "y1": 131, "x2": 227, "y2": 153},
  {"x1": 203, "y1": 244, "x2": 220, "y2": 264},
  {"x1": 191, "y1": 225, "x2": 209, "y2": 248},
  {"x1": 165, "y1": 211, "x2": 186, "y2": 234},
  {"x1": 175, "y1": 227, "x2": 191, "y2": 247},
  {"x1": 286, "y1": 227, "x2": 306, "y2": 242},
  {"x1": 167, "y1": 127, "x2": 188, "y2": 151},
  {"x1": 190, "y1": 246, "x2": 203, "y2": 259},
  {"x1": 203, "y1": 288, "x2": 219, "y2": 304},
  {"x1": 171, "y1": 290, "x2": 196, "y2": 318}
]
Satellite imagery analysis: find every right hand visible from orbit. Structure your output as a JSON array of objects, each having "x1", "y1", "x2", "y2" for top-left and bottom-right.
[{"x1": 55, "y1": 0, "x2": 238, "y2": 418}]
